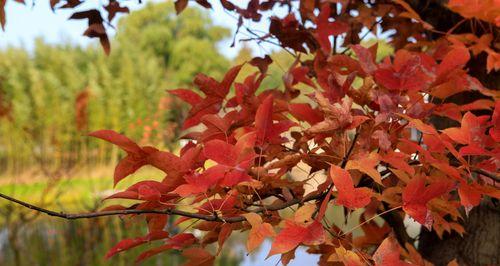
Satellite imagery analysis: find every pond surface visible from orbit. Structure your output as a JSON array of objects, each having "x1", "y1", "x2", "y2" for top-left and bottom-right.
[{"x1": 0, "y1": 215, "x2": 319, "y2": 266}]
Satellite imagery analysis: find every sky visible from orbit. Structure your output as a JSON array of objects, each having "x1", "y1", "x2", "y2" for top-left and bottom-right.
[
  {"x1": 0, "y1": 1, "x2": 318, "y2": 265},
  {"x1": 0, "y1": 0, "x2": 282, "y2": 59}
]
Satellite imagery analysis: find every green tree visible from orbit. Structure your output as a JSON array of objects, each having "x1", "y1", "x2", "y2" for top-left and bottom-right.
[
  {"x1": 115, "y1": 2, "x2": 230, "y2": 84},
  {"x1": 0, "y1": 3, "x2": 231, "y2": 174}
]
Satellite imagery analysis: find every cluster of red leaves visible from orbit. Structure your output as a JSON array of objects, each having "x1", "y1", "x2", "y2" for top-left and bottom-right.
[
  {"x1": 3, "y1": 0, "x2": 498, "y2": 265},
  {"x1": 84, "y1": 1, "x2": 500, "y2": 265}
]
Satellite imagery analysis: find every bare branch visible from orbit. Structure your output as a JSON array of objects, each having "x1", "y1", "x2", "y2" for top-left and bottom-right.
[{"x1": 0, "y1": 189, "x2": 327, "y2": 223}]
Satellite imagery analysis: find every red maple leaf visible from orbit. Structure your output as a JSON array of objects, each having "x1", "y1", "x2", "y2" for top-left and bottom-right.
[
  {"x1": 373, "y1": 236, "x2": 412, "y2": 266},
  {"x1": 135, "y1": 233, "x2": 197, "y2": 263},
  {"x1": 267, "y1": 220, "x2": 325, "y2": 257},
  {"x1": 90, "y1": 130, "x2": 189, "y2": 186},
  {"x1": 402, "y1": 177, "x2": 452, "y2": 229},
  {"x1": 170, "y1": 64, "x2": 243, "y2": 129},
  {"x1": 106, "y1": 230, "x2": 169, "y2": 259},
  {"x1": 330, "y1": 165, "x2": 372, "y2": 209},
  {"x1": 315, "y1": 3, "x2": 349, "y2": 54},
  {"x1": 443, "y1": 112, "x2": 492, "y2": 156},
  {"x1": 374, "y1": 50, "x2": 435, "y2": 92},
  {"x1": 255, "y1": 95, "x2": 295, "y2": 145}
]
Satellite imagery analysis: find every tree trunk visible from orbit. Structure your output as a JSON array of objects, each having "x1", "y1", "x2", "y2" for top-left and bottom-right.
[{"x1": 419, "y1": 202, "x2": 500, "y2": 265}]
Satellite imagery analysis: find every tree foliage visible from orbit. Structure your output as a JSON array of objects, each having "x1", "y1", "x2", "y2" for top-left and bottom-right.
[{"x1": 1, "y1": 0, "x2": 499, "y2": 265}]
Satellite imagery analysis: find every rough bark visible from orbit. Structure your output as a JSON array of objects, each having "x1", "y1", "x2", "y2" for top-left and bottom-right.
[{"x1": 419, "y1": 201, "x2": 500, "y2": 266}]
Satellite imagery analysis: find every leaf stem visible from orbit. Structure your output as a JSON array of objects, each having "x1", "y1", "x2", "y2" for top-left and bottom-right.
[{"x1": 340, "y1": 205, "x2": 402, "y2": 236}]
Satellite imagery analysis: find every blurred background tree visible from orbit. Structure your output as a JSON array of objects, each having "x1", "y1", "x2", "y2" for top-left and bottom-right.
[{"x1": 0, "y1": 2, "x2": 230, "y2": 175}]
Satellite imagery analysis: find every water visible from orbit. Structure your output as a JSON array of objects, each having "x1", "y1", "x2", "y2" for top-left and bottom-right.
[{"x1": 0, "y1": 214, "x2": 320, "y2": 266}]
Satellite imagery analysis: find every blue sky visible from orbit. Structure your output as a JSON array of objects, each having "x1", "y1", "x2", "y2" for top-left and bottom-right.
[{"x1": 0, "y1": 0, "x2": 281, "y2": 59}]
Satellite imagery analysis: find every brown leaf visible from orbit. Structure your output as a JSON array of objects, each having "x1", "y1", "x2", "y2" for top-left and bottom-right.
[{"x1": 174, "y1": 0, "x2": 188, "y2": 14}]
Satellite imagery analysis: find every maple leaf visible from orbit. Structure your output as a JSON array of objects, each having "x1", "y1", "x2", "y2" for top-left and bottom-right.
[
  {"x1": 345, "y1": 152, "x2": 383, "y2": 185},
  {"x1": 169, "y1": 89, "x2": 202, "y2": 106},
  {"x1": 58, "y1": 0, "x2": 82, "y2": 9},
  {"x1": 288, "y1": 103, "x2": 324, "y2": 125},
  {"x1": 228, "y1": 72, "x2": 264, "y2": 107},
  {"x1": 352, "y1": 44, "x2": 377, "y2": 75},
  {"x1": 135, "y1": 233, "x2": 197, "y2": 263},
  {"x1": 203, "y1": 131, "x2": 256, "y2": 186},
  {"x1": 373, "y1": 236, "x2": 412, "y2": 266},
  {"x1": 315, "y1": 3, "x2": 349, "y2": 54},
  {"x1": 268, "y1": 220, "x2": 325, "y2": 257},
  {"x1": 170, "y1": 64, "x2": 243, "y2": 129},
  {"x1": 402, "y1": 177, "x2": 452, "y2": 228},
  {"x1": 174, "y1": 0, "x2": 188, "y2": 14},
  {"x1": 217, "y1": 223, "x2": 233, "y2": 255},
  {"x1": 104, "y1": 0, "x2": 129, "y2": 22},
  {"x1": 269, "y1": 13, "x2": 317, "y2": 53},
  {"x1": 255, "y1": 95, "x2": 295, "y2": 145},
  {"x1": 106, "y1": 230, "x2": 169, "y2": 258},
  {"x1": 104, "y1": 180, "x2": 172, "y2": 202},
  {"x1": 373, "y1": 129, "x2": 392, "y2": 151},
  {"x1": 306, "y1": 94, "x2": 356, "y2": 134},
  {"x1": 393, "y1": 0, "x2": 434, "y2": 30},
  {"x1": 89, "y1": 130, "x2": 147, "y2": 185},
  {"x1": 89, "y1": 129, "x2": 143, "y2": 155},
  {"x1": 490, "y1": 101, "x2": 500, "y2": 142},
  {"x1": 242, "y1": 213, "x2": 275, "y2": 253},
  {"x1": 284, "y1": 65, "x2": 316, "y2": 89},
  {"x1": 381, "y1": 151, "x2": 415, "y2": 176},
  {"x1": 190, "y1": 112, "x2": 238, "y2": 142},
  {"x1": 374, "y1": 50, "x2": 434, "y2": 92},
  {"x1": 442, "y1": 112, "x2": 491, "y2": 154},
  {"x1": 486, "y1": 50, "x2": 500, "y2": 73},
  {"x1": 172, "y1": 171, "x2": 220, "y2": 197},
  {"x1": 249, "y1": 55, "x2": 273, "y2": 73},
  {"x1": 69, "y1": 10, "x2": 110, "y2": 54},
  {"x1": 329, "y1": 246, "x2": 364, "y2": 266},
  {"x1": 182, "y1": 248, "x2": 215, "y2": 266},
  {"x1": 90, "y1": 130, "x2": 188, "y2": 186},
  {"x1": 330, "y1": 165, "x2": 372, "y2": 209},
  {"x1": 401, "y1": 114, "x2": 439, "y2": 135},
  {"x1": 436, "y1": 46, "x2": 470, "y2": 78},
  {"x1": 447, "y1": 0, "x2": 500, "y2": 26},
  {"x1": 294, "y1": 204, "x2": 316, "y2": 223},
  {"x1": 457, "y1": 181, "x2": 482, "y2": 215}
]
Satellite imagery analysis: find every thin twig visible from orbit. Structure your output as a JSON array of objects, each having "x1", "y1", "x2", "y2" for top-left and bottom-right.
[
  {"x1": 0, "y1": 188, "x2": 328, "y2": 223},
  {"x1": 341, "y1": 131, "x2": 359, "y2": 168},
  {"x1": 340, "y1": 206, "x2": 402, "y2": 236}
]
